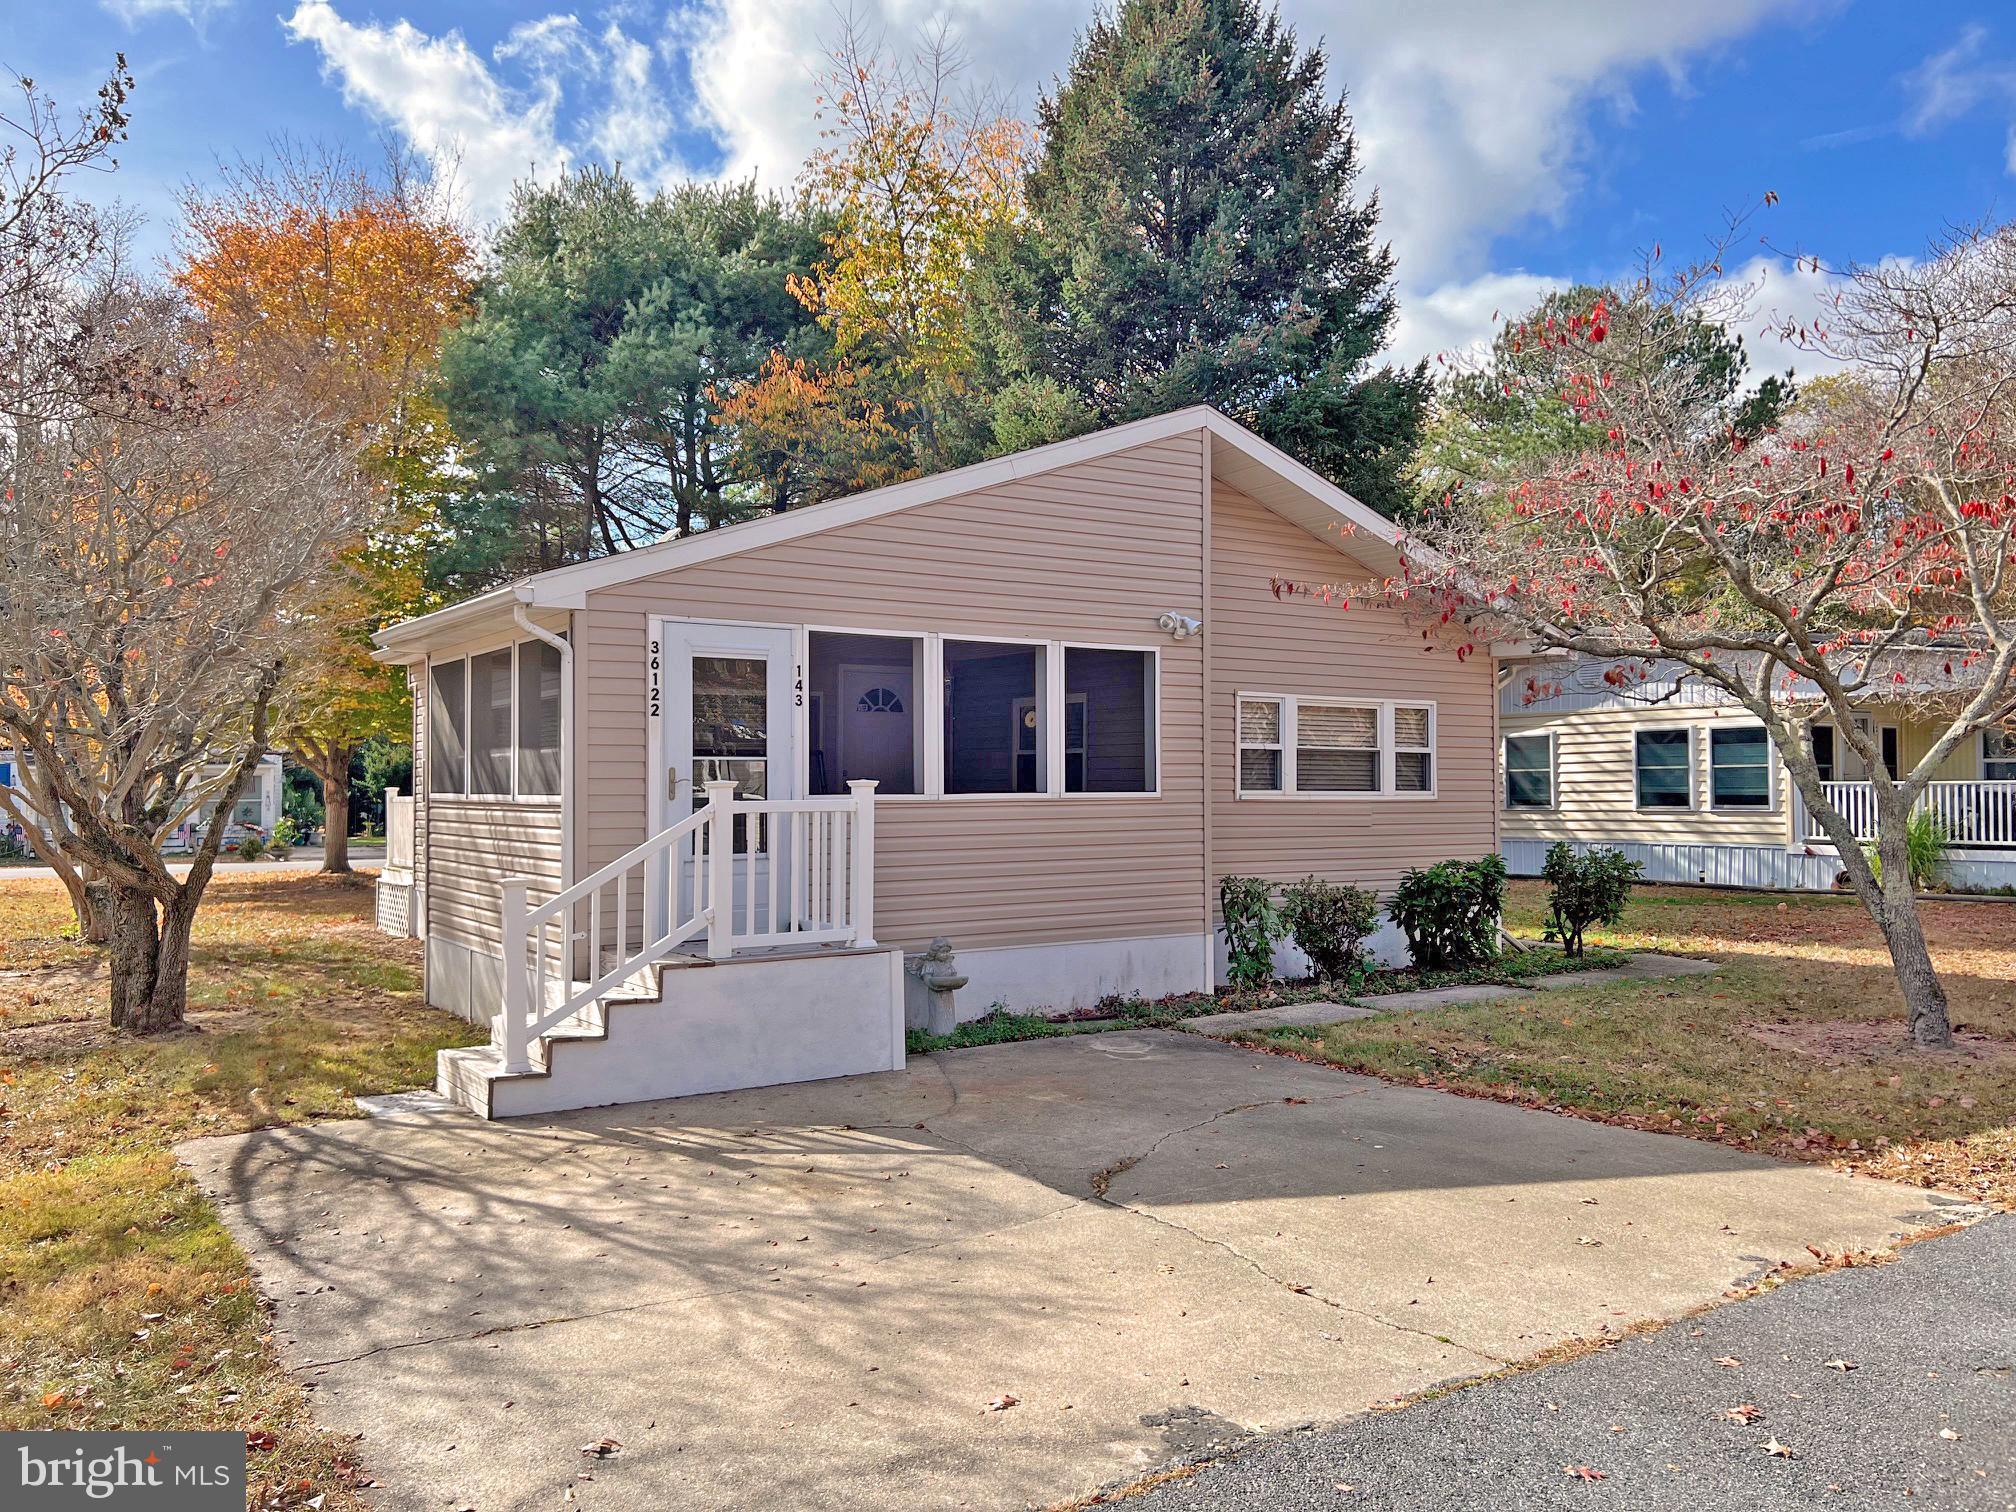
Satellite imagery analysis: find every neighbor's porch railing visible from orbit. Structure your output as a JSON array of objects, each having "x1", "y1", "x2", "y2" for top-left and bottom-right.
[
  {"x1": 495, "y1": 779, "x2": 878, "y2": 1073},
  {"x1": 1801, "y1": 780, "x2": 2016, "y2": 848}
]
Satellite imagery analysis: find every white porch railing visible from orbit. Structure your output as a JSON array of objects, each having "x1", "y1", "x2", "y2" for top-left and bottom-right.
[
  {"x1": 384, "y1": 789, "x2": 415, "y2": 875},
  {"x1": 496, "y1": 779, "x2": 877, "y2": 1073},
  {"x1": 1802, "y1": 780, "x2": 2016, "y2": 848}
]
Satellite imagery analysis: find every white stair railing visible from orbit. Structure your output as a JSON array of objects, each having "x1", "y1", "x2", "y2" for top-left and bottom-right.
[{"x1": 497, "y1": 780, "x2": 878, "y2": 1073}]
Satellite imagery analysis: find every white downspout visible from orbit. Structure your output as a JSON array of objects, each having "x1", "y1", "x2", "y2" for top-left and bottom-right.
[{"x1": 514, "y1": 604, "x2": 575, "y2": 892}]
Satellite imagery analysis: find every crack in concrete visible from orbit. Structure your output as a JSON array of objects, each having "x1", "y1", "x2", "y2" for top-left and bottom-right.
[{"x1": 1083, "y1": 1091, "x2": 1506, "y2": 1369}]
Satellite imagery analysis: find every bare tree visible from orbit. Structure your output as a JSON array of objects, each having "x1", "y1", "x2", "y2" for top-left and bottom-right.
[
  {"x1": 1390, "y1": 223, "x2": 2016, "y2": 1050},
  {"x1": 0, "y1": 272, "x2": 367, "y2": 1031}
]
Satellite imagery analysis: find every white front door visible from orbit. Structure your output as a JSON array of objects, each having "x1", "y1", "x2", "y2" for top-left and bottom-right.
[{"x1": 654, "y1": 621, "x2": 797, "y2": 936}]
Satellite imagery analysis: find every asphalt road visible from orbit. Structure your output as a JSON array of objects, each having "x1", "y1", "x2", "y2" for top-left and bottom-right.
[
  {"x1": 1134, "y1": 1210, "x2": 2014, "y2": 1511},
  {"x1": 0, "y1": 846, "x2": 383, "y2": 881}
]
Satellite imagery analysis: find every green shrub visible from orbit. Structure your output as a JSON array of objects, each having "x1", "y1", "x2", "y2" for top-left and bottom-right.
[
  {"x1": 1387, "y1": 854, "x2": 1506, "y2": 971},
  {"x1": 1220, "y1": 875, "x2": 1285, "y2": 988},
  {"x1": 1865, "y1": 810, "x2": 1950, "y2": 893},
  {"x1": 1281, "y1": 875, "x2": 1383, "y2": 983},
  {"x1": 1540, "y1": 842, "x2": 1641, "y2": 956},
  {"x1": 234, "y1": 832, "x2": 267, "y2": 862}
]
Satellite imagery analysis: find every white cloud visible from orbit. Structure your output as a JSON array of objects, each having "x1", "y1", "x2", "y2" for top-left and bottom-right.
[
  {"x1": 282, "y1": 0, "x2": 572, "y2": 225},
  {"x1": 283, "y1": 0, "x2": 1827, "y2": 349},
  {"x1": 100, "y1": 0, "x2": 231, "y2": 28},
  {"x1": 1902, "y1": 23, "x2": 2016, "y2": 173},
  {"x1": 1386, "y1": 270, "x2": 1568, "y2": 367}
]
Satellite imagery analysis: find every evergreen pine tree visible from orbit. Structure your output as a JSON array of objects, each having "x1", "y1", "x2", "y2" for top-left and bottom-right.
[{"x1": 975, "y1": 0, "x2": 1427, "y2": 514}]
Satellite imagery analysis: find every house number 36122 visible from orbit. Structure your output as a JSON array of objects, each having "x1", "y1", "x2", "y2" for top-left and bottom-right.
[{"x1": 648, "y1": 639, "x2": 661, "y2": 719}]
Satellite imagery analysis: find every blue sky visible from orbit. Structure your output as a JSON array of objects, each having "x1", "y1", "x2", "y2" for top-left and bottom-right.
[{"x1": 13, "y1": 0, "x2": 2016, "y2": 365}]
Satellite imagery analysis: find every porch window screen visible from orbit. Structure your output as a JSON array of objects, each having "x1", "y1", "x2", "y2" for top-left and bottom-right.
[
  {"x1": 428, "y1": 659, "x2": 467, "y2": 796},
  {"x1": 1709, "y1": 726, "x2": 1771, "y2": 809},
  {"x1": 1237, "y1": 698, "x2": 1284, "y2": 793},
  {"x1": 944, "y1": 640, "x2": 1044, "y2": 794},
  {"x1": 1394, "y1": 705, "x2": 1433, "y2": 793},
  {"x1": 806, "y1": 632, "x2": 922, "y2": 796},
  {"x1": 516, "y1": 639, "x2": 564, "y2": 797},
  {"x1": 1504, "y1": 733, "x2": 1553, "y2": 808},
  {"x1": 1811, "y1": 725, "x2": 1836, "y2": 783},
  {"x1": 1064, "y1": 647, "x2": 1155, "y2": 793},
  {"x1": 469, "y1": 649, "x2": 515, "y2": 797},
  {"x1": 1634, "y1": 729, "x2": 1692, "y2": 808},
  {"x1": 1296, "y1": 703, "x2": 1380, "y2": 792}
]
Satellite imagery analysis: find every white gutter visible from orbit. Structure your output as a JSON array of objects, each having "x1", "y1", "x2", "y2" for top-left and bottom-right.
[{"x1": 514, "y1": 604, "x2": 576, "y2": 891}]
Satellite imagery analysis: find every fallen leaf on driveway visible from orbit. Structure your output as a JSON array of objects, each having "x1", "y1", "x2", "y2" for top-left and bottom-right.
[
  {"x1": 985, "y1": 1394, "x2": 1019, "y2": 1412},
  {"x1": 1577, "y1": 1237, "x2": 1603, "y2": 1247},
  {"x1": 1562, "y1": 1465, "x2": 1607, "y2": 1481},
  {"x1": 1722, "y1": 1404, "x2": 1762, "y2": 1424},
  {"x1": 1761, "y1": 1438, "x2": 1796, "y2": 1458},
  {"x1": 1823, "y1": 1359, "x2": 1858, "y2": 1372},
  {"x1": 579, "y1": 1438, "x2": 622, "y2": 1458},
  {"x1": 1939, "y1": 1428, "x2": 1960, "y2": 1441},
  {"x1": 1714, "y1": 1356, "x2": 1742, "y2": 1368}
]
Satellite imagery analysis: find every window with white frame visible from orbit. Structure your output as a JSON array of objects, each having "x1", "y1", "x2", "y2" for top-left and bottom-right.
[
  {"x1": 1503, "y1": 732, "x2": 1554, "y2": 808},
  {"x1": 1298, "y1": 702, "x2": 1381, "y2": 792},
  {"x1": 1237, "y1": 695, "x2": 1437, "y2": 797},
  {"x1": 1634, "y1": 727, "x2": 1693, "y2": 809},
  {"x1": 426, "y1": 638, "x2": 566, "y2": 800},
  {"x1": 1709, "y1": 725, "x2": 1772, "y2": 809},
  {"x1": 1986, "y1": 728, "x2": 2016, "y2": 782},
  {"x1": 1237, "y1": 698, "x2": 1285, "y2": 793}
]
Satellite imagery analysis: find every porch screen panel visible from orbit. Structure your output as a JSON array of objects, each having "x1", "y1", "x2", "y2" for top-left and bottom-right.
[
  {"x1": 944, "y1": 640, "x2": 1044, "y2": 794},
  {"x1": 1709, "y1": 727, "x2": 1771, "y2": 808},
  {"x1": 516, "y1": 639, "x2": 564, "y2": 797},
  {"x1": 469, "y1": 649, "x2": 514, "y2": 797},
  {"x1": 428, "y1": 658, "x2": 467, "y2": 796},
  {"x1": 806, "y1": 632, "x2": 922, "y2": 795},
  {"x1": 1296, "y1": 703, "x2": 1379, "y2": 792},
  {"x1": 1065, "y1": 648, "x2": 1155, "y2": 793}
]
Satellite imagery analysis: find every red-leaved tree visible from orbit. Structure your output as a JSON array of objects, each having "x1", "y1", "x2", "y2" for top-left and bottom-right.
[{"x1": 1389, "y1": 224, "x2": 2016, "y2": 1049}]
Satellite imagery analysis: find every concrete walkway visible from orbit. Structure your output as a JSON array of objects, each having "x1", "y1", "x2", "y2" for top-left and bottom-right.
[
  {"x1": 0, "y1": 846, "x2": 385, "y2": 882},
  {"x1": 1181, "y1": 953, "x2": 1719, "y2": 1042},
  {"x1": 1136, "y1": 1213, "x2": 2014, "y2": 1510},
  {"x1": 183, "y1": 1030, "x2": 1954, "y2": 1512}
]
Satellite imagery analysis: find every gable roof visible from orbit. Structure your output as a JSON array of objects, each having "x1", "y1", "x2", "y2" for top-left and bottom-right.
[{"x1": 374, "y1": 405, "x2": 1404, "y2": 659}]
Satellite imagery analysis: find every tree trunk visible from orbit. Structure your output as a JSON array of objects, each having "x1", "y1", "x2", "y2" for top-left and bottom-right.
[
  {"x1": 1874, "y1": 823, "x2": 1955, "y2": 1049},
  {"x1": 105, "y1": 884, "x2": 193, "y2": 1034},
  {"x1": 323, "y1": 775, "x2": 352, "y2": 873},
  {"x1": 65, "y1": 866, "x2": 110, "y2": 943}
]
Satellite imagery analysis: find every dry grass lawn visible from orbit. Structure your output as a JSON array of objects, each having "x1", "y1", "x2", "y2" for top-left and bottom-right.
[
  {"x1": 0, "y1": 871, "x2": 483, "y2": 1510},
  {"x1": 1267, "y1": 882, "x2": 2016, "y2": 1206}
]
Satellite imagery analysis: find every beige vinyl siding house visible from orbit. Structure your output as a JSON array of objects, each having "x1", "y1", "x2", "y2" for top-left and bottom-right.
[
  {"x1": 374, "y1": 408, "x2": 1502, "y2": 1113},
  {"x1": 1500, "y1": 658, "x2": 2016, "y2": 892}
]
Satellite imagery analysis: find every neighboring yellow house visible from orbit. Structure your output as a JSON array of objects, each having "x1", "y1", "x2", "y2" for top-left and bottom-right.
[{"x1": 1499, "y1": 657, "x2": 2016, "y2": 892}]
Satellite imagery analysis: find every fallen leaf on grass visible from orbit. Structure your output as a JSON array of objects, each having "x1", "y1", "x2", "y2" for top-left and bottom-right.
[{"x1": 245, "y1": 1432, "x2": 278, "y2": 1452}]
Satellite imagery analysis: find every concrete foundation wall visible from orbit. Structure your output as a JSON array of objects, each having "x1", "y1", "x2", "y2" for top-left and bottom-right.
[
  {"x1": 940, "y1": 932, "x2": 1211, "y2": 1017},
  {"x1": 489, "y1": 948, "x2": 906, "y2": 1117},
  {"x1": 425, "y1": 935, "x2": 502, "y2": 1026}
]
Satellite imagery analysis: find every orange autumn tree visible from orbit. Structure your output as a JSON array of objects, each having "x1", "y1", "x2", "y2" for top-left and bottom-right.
[
  {"x1": 721, "y1": 20, "x2": 1031, "y2": 499},
  {"x1": 176, "y1": 148, "x2": 472, "y2": 870}
]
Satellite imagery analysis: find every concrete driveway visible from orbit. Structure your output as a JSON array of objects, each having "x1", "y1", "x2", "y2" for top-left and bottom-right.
[{"x1": 180, "y1": 1031, "x2": 1960, "y2": 1511}]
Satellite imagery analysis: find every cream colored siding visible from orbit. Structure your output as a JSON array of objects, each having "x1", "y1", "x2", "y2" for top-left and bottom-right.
[
  {"x1": 1501, "y1": 705, "x2": 1793, "y2": 848},
  {"x1": 411, "y1": 665, "x2": 428, "y2": 929},
  {"x1": 425, "y1": 799, "x2": 564, "y2": 954},
  {"x1": 1207, "y1": 482, "x2": 1499, "y2": 891},
  {"x1": 575, "y1": 434, "x2": 1210, "y2": 952}
]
